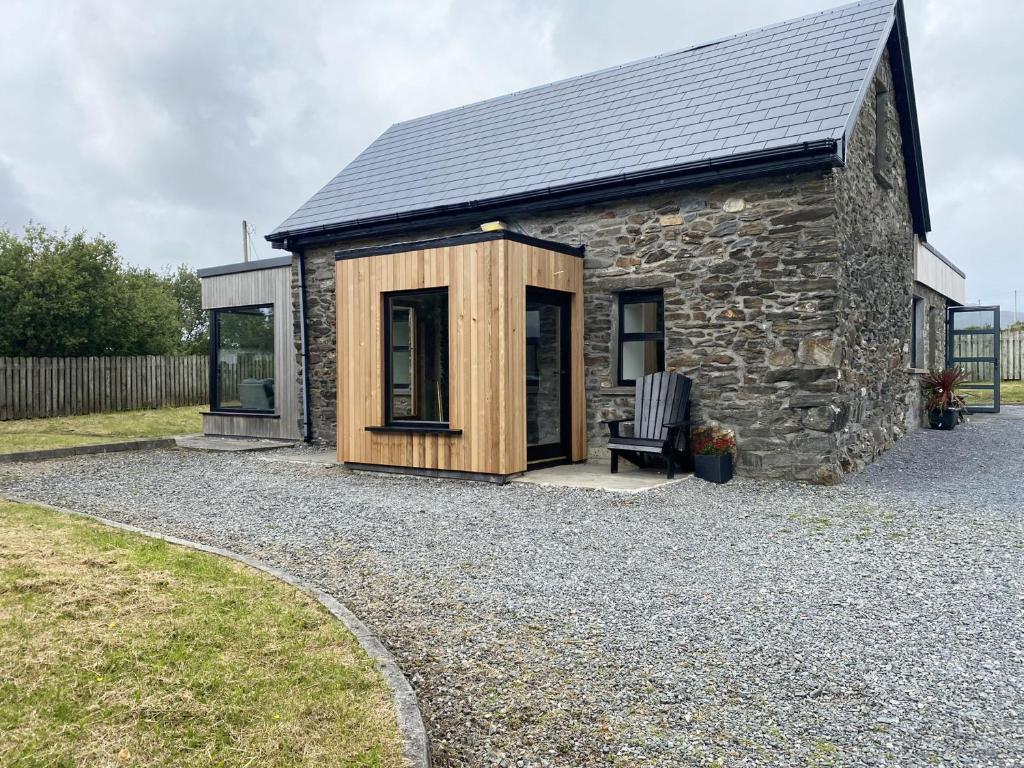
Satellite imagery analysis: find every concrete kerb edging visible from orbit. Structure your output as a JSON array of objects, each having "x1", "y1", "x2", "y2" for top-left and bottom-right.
[
  {"x1": 0, "y1": 438, "x2": 177, "y2": 464},
  {"x1": 1, "y1": 495, "x2": 432, "y2": 768}
]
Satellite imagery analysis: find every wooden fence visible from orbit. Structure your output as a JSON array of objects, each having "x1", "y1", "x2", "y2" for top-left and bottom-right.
[
  {"x1": 0, "y1": 355, "x2": 208, "y2": 421},
  {"x1": 1004, "y1": 331, "x2": 1024, "y2": 380},
  {"x1": 950, "y1": 330, "x2": 1024, "y2": 380}
]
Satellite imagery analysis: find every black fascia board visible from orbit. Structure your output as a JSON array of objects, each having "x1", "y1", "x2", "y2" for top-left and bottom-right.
[
  {"x1": 335, "y1": 229, "x2": 585, "y2": 261},
  {"x1": 267, "y1": 139, "x2": 841, "y2": 250},
  {"x1": 888, "y1": 0, "x2": 931, "y2": 235}
]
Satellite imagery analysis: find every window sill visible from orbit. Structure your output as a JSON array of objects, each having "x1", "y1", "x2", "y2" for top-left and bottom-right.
[
  {"x1": 365, "y1": 425, "x2": 463, "y2": 435},
  {"x1": 203, "y1": 410, "x2": 279, "y2": 419}
]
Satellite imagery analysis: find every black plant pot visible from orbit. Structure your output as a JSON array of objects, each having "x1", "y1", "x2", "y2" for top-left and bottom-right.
[
  {"x1": 928, "y1": 409, "x2": 957, "y2": 431},
  {"x1": 694, "y1": 453, "x2": 734, "y2": 484}
]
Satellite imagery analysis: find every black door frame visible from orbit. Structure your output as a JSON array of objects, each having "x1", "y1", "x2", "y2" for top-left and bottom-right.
[
  {"x1": 525, "y1": 286, "x2": 572, "y2": 466},
  {"x1": 947, "y1": 305, "x2": 1001, "y2": 413}
]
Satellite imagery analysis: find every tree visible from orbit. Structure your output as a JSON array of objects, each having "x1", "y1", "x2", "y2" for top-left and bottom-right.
[
  {"x1": 167, "y1": 264, "x2": 209, "y2": 355},
  {"x1": 0, "y1": 224, "x2": 205, "y2": 357}
]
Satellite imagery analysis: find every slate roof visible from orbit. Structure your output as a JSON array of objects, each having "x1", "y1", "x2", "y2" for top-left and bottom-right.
[{"x1": 270, "y1": 0, "x2": 902, "y2": 241}]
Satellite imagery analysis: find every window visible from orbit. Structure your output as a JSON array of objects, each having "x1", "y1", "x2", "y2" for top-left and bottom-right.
[
  {"x1": 617, "y1": 290, "x2": 665, "y2": 386},
  {"x1": 911, "y1": 296, "x2": 925, "y2": 369},
  {"x1": 385, "y1": 289, "x2": 449, "y2": 425},
  {"x1": 211, "y1": 305, "x2": 275, "y2": 412}
]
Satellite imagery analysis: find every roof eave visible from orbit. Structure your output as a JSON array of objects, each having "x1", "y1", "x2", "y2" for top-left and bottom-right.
[
  {"x1": 890, "y1": 0, "x2": 931, "y2": 235},
  {"x1": 267, "y1": 140, "x2": 842, "y2": 249}
]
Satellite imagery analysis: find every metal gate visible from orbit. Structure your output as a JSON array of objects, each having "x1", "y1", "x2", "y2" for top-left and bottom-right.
[{"x1": 947, "y1": 305, "x2": 1001, "y2": 413}]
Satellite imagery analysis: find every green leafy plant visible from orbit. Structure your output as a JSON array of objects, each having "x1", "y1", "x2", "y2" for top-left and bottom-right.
[{"x1": 921, "y1": 367, "x2": 969, "y2": 414}]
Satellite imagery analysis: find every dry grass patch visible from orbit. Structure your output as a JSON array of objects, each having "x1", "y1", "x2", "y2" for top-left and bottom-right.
[
  {"x1": 0, "y1": 500, "x2": 403, "y2": 767},
  {"x1": 0, "y1": 406, "x2": 202, "y2": 454}
]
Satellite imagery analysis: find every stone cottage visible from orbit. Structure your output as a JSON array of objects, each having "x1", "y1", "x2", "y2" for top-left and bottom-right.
[{"x1": 206, "y1": 0, "x2": 966, "y2": 483}]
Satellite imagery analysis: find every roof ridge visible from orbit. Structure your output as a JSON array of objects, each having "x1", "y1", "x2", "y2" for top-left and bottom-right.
[{"x1": 389, "y1": 0, "x2": 895, "y2": 130}]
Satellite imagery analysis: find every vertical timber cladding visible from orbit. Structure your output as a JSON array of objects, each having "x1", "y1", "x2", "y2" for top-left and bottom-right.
[{"x1": 335, "y1": 234, "x2": 585, "y2": 476}]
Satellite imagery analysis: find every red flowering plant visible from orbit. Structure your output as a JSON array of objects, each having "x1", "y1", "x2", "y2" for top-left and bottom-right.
[{"x1": 693, "y1": 429, "x2": 737, "y2": 458}]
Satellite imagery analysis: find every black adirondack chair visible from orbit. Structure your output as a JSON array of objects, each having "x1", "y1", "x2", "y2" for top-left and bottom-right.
[{"x1": 602, "y1": 371, "x2": 692, "y2": 478}]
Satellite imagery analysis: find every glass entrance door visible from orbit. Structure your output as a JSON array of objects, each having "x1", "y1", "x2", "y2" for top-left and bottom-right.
[
  {"x1": 526, "y1": 287, "x2": 571, "y2": 465},
  {"x1": 947, "y1": 305, "x2": 1001, "y2": 413}
]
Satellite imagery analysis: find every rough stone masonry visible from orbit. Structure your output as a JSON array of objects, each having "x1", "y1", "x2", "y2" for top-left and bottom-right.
[{"x1": 290, "y1": 54, "x2": 922, "y2": 483}]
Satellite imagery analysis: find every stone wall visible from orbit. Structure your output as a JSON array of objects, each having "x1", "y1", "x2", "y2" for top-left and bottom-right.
[
  {"x1": 288, "y1": 53, "x2": 927, "y2": 483},
  {"x1": 290, "y1": 246, "x2": 342, "y2": 443},
  {"x1": 832, "y1": 50, "x2": 920, "y2": 475}
]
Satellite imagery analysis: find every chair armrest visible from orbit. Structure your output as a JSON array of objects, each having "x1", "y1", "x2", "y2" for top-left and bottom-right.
[
  {"x1": 601, "y1": 416, "x2": 634, "y2": 439},
  {"x1": 663, "y1": 420, "x2": 691, "y2": 429}
]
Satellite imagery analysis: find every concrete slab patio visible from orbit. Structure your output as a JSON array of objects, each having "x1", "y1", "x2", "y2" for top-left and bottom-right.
[
  {"x1": 512, "y1": 459, "x2": 689, "y2": 492},
  {"x1": 2, "y1": 408, "x2": 1022, "y2": 767}
]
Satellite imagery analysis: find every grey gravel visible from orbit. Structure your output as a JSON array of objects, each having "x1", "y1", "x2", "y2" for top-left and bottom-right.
[{"x1": 2, "y1": 410, "x2": 1023, "y2": 767}]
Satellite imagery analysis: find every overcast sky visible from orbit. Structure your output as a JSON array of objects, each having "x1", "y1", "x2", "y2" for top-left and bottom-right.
[{"x1": 2, "y1": 0, "x2": 1021, "y2": 315}]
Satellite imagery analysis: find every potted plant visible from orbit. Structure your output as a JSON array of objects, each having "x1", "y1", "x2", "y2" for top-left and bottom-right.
[
  {"x1": 921, "y1": 367, "x2": 969, "y2": 430},
  {"x1": 693, "y1": 430, "x2": 736, "y2": 484}
]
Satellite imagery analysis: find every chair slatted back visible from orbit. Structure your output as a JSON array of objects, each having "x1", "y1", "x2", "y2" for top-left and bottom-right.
[{"x1": 633, "y1": 372, "x2": 692, "y2": 441}]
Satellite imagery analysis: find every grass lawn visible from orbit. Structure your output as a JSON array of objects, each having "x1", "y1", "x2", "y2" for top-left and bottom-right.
[
  {"x1": 0, "y1": 500, "x2": 403, "y2": 768},
  {"x1": 1001, "y1": 380, "x2": 1024, "y2": 404},
  {"x1": 0, "y1": 406, "x2": 202, "y2": 454}
]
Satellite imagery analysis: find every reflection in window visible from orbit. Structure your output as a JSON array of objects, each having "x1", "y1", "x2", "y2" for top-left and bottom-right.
[
  {"x1": 526, "y1": 309, "x2": 541, "y2": 389},
  {"x1": 617, "y1": 291, "x2": 665, "y2": 385},
  {"x1": 212, "y1": 306, "x2": 275, "y2": 412},
  {"x1": 386, "y1": 290, "x2": 449, "y2": 424}
]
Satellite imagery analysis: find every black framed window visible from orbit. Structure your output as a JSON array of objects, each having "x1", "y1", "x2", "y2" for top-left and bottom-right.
[
  {"x1": 210, "y1": 305, "x2": 275, "y2": 412},
  {"x1": 385, "y1": 288, "x2": 449, "y2": 426},
  {"x1": 617, "y1": 290, "x2": 665, "y2": 386},
  {"x1": 911, "y1": 295, "x2": 925, "y2": 369}
]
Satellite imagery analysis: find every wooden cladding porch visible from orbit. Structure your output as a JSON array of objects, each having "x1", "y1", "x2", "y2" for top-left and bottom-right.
[{"x1": 336, "y1": 237, "x2": 585, "y2": 476}]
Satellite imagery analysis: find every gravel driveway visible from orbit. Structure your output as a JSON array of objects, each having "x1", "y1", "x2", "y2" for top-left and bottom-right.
[{"x1": 2, "y1": 410, "x2": 1022, "y2": 767}]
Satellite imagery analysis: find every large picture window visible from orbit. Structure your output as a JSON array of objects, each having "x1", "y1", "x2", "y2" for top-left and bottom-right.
[
  {"x1": 617, "y1": 290, "x2": 665, "y2": 386},
  {"x1": 211, "y1": 305, "x2": 275, "y2": 412},
  {"x1": 385, "y1": 289, "x2": 449, "y2": 426}
]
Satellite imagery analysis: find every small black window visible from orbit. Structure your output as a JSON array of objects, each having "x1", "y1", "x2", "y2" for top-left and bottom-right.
[
  {"x1": 617, "y1": 290, "x2": 665, "y2": 386},
  {"x1": 210, "y1": 305, "x2": 275, "y2": 412},
  {"x1": 385, "y1": 289, "x2": 449, "y2": 425},
  {"x1": 911, "y1": 296, "x2": 925, "y2": 369}
]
